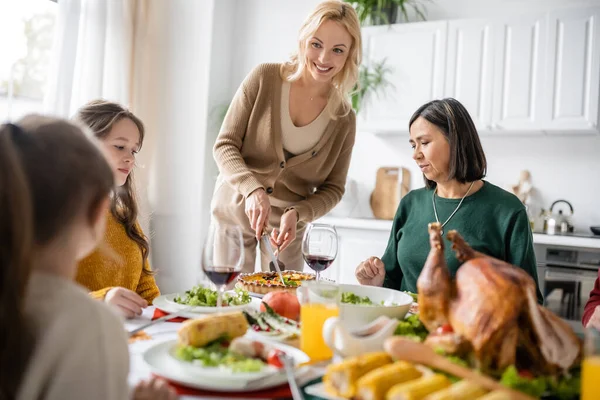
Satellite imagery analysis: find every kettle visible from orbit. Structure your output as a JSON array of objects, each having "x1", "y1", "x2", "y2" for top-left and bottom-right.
[{"x1": 544, "y1": 200, "x2": 574, "y2": 234}]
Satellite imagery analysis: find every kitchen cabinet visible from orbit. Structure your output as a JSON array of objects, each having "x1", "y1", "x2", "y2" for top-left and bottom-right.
[
  {"x1": 335, "y1": 228, "x2": 390, "y2": 284},
  {"x1": 491, "y1": 15, "x2": 547, "y2": 132},
  {"x1": 315, "y1": 217, "x2": 392, "y2": 284},
  {"x1": 361, "y1": 7, "x2": 600, "y2": 135},
  {"x1": 445, "y1": 19, "x2": 495, "y2": 131},
  {"x1": 543, "y1": 7, "x2": 600, "y2": 133},
  {"x1": 359, "y1": 21, "x2": 447, "y2": 133}
]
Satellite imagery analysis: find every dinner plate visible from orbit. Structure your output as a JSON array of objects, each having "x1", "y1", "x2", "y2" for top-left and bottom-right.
[
  {"x1": 142, "y1": 338, "x2": 310, "y2": 392},
  {"x1": 153, "y1": 292, "x2": 259, "y2": 317}
]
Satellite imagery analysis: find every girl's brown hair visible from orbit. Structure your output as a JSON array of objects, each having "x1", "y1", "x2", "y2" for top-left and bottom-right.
[
  {"x1": 74, "y1": 99, "x2": 152, "y2": 275},
  {"x1": 0, "y1": 116, "x2": 113, "y2": 398}
]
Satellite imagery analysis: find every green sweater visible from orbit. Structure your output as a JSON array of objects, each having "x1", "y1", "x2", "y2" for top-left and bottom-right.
[{"x1": 381, "y1": 181, "x2": 543, "y2": 303}]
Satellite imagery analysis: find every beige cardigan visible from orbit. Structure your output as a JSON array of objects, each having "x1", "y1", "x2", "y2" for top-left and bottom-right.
[
  {"x1": 213, "y1": 63, "x2": 356, "y2": 224},
  {"x1": 18, "y1": 271, "x2": 129, "y2": 400}
]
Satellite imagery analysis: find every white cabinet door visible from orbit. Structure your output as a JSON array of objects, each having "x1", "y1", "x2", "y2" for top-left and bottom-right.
[
  {"x1": 491, "y1": 15, "x2": 547, "y2": 131},
  {"x1": 445, "y1": 19, "x2": 495, "y2": 131},
  {"x1": 332, "y1": 228, "x2": 390, "y2": 285},
  {"x1": 359, "y1": 21, "x2": 447, "y2": 133},
  {"x1": 543, "y1": 7, "x2": 600, "y2": 133}
]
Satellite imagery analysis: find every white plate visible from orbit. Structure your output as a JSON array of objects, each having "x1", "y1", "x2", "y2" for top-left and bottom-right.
[
  {"x1": 142, "y1": 338, "x2": 310, "y2": 392},
  {"x1": 304, "y1": 382, "x2": 344, "y2": 400},
  {"x1": 153, "y1": 292, "x2": 258, "y2": 317}
]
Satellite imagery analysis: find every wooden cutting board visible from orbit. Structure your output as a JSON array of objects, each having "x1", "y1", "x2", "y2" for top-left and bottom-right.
[{"x1": 370, "y1": 167, "x2": 410, "y2": 220}]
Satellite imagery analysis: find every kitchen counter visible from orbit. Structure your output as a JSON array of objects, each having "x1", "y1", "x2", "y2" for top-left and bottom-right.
[{"x1": 317, "y1": 216, "x2": 600, "y2": 250}]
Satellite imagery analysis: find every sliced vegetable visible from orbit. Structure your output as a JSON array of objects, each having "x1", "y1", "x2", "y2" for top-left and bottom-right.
[
  {"x1": 267, "y1": 349, "x2": 285, "y2": 368},
  {"x1": 436, "y1": 324, "x2": 454, "y2": 334},
  {"x1": 244, "y1": 305, "x2": 301, "y2": 339}
]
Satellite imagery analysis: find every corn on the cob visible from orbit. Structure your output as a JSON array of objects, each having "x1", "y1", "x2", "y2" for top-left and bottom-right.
[
  {"x1": 422, "y1": 380, "x2": 487, "y2": 400},
  {"x1": 323, "y1": 352, "x2": 392, "y2": 398},
  {"x1": 475, "y1": 391, "x2": 513, "y2": 400},
  {"x1": 177, "y1": 311, "x2": 248, "y2": 348},
  {"x1": 355, "y1": 361, "x2": 423, "y2": 400},
  {"x1": 386, "y1": 374, "x2": 451, "y2": 400}
]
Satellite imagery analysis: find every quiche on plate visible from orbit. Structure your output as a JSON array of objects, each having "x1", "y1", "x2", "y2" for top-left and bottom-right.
[{"x1": 236, "y1": 270, "x2": 316, "y2": 295}]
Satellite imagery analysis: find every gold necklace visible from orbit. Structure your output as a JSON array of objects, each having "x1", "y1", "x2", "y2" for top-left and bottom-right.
[{"x1": 432, "y1": 181, "x2": 476, "y2": 236}]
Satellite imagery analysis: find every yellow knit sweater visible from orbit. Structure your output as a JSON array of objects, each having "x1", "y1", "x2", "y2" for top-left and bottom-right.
[{"x1": 76, "y1": 212, "x2": 160, "y2": 304}]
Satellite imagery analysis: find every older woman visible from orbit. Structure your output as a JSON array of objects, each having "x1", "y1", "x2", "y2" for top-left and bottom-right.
[
  {"x1": 355, "y1": 98, "x2": 543, "y2": 303},
  {"x1": 212, "y1": 1, "x2": 362, "y2": 272}
]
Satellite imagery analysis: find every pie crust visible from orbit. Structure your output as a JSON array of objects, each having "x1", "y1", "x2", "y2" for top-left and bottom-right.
[{"x1": 236, "y1": 270, "x2": 316, "y2": 295}]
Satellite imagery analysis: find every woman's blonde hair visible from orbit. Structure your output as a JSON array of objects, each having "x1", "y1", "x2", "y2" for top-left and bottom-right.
[{"x1": 281, "y1": 1, "x2": 362, "y2": 119}]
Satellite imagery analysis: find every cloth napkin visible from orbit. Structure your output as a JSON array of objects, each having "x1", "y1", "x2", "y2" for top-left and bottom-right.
[{"x1": 151, "y1": 308, "x2": 188, "y2": 323}]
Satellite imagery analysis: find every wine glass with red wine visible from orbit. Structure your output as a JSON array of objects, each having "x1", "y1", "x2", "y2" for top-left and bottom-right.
[
  {"x1": 302, "y1": 223, "x2": 338, "y2": 282},
  {"x1": 202, "y1": 223, "x2": 244, "y2": 311}
]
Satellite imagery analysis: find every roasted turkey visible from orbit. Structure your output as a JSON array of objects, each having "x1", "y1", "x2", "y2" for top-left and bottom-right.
[{"x1": 417, "y1": 222, "x2": 581, "y2": 375}]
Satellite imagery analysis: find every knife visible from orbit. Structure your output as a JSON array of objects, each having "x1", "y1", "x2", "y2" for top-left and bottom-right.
[{"x1": 262, "y1": 233, "x2": 286, "y2": 287}]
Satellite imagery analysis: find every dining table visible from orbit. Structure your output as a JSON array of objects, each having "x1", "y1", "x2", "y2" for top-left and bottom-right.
[{"x1": 124, "y1": 306, "x2": 327, "y2": 400}]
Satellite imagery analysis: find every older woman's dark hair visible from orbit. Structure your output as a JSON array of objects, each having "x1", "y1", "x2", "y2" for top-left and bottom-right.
[{"x1": 409, "y1": 98, "x2": 487, "y2": 189}]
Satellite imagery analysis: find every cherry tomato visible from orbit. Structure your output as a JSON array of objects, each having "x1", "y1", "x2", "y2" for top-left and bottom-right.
[
  {"x1": 267, "y1": 349, "x2": 285, "y2": 369},
  {"x1": 436, "y1": 324, "x2": 454, "y2": 334}
]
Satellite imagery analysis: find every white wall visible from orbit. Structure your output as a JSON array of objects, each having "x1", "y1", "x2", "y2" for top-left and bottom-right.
[
  {"x1": 135, "y1": 0, "x2": 214, "y2": 293},
  {"x1": 229, "y1": 0, "x2": 323, "y2": 89},
  {"x1": 217, "y1": 0, "x2": 600, "y2": 231}
]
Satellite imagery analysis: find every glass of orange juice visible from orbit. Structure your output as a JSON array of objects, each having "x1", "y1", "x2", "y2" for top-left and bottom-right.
[
  {"x1": 298, "y1": 281, "x2": 339, "y2": 362},
  {"x1": 582, "y1": 327, "x2": 600, "y2": 399}
]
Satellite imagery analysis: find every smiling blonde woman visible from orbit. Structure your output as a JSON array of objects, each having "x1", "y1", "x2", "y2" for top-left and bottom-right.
[{"x1": 212, "y1": 1, "x2": 362, "y2": 273}]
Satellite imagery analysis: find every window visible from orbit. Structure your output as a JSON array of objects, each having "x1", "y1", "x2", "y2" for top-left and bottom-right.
[{"x1": 0, "y1": 0, "x2": 57, "y2": 121}]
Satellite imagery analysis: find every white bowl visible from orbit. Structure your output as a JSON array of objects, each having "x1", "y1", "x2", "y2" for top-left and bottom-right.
[{"x1": 338, "y1": 284, "x2": 412, "y2": 329}]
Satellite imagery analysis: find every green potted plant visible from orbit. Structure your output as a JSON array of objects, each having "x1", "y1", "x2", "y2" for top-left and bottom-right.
[
  {"x1": 352, "y1": 59, "x2": 392, "y2": 114},
  {"x1": 344, "y1": 0, "x2": 429, "y2": 25}
]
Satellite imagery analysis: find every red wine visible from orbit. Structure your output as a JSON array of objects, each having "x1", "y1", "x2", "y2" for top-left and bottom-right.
[
  {"x1": 304, "y1": 255, "x2": 335, "y2": 272},
  {"x1": 204, "y1": 267, "x2": 241, "y2": 286}
]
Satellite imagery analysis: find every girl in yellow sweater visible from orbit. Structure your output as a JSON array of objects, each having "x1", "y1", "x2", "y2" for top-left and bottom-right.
[{"x1": 74, "y1": 100, "x2": 160, "y2": 318}]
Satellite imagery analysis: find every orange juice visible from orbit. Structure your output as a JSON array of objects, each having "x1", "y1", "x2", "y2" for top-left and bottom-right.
[
  {"x1": 582, "y1": 356, "x2": 600, "y2": 399},
  {"x1": 300, "y1": 303, "x2": 339, "y2": 361}
]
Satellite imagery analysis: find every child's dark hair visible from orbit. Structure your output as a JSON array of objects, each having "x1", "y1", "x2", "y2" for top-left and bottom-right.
[
  {"x1": 74, "y1": 99, "x2": 152, "y2": 275},
  {"x1": 0, "y1": 116, "x2": 114, "y2": 398}
]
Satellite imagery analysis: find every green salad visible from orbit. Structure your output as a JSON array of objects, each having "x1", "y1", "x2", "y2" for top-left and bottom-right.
[
  {"x1": 403, "y1": 291, "x2": 418, "y2": 302},
  {"x1": 341, "y1": 292, "x2": 374, "y2": 305},
  {"x1": 394, "y1": 313, "x2": 429, "y2": 341},
  {"x1": 501, "y1": 365, "x2": 581, "y2": 399},
  {"x1": 341, "y1": 291, "x2": 401, "y2": 306},
  {"x1": 175, "y1": 340, "x2": 265, "y2": 373},
  {"x1": 174, "y1": 285, "x2": 251, "y2": 307}
]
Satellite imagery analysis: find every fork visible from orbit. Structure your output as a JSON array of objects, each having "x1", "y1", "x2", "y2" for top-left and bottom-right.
[{"x1": 279, "y1": 352, "x2": 305, "y2": 400}]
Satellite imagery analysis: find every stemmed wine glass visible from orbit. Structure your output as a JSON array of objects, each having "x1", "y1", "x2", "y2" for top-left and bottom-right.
[
  {"x1": 202, "y1": 222, "x2": 244, "y2": 311},
  {"x1": 302, "y1": 223, "x2": 338, "y2": 282}
]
